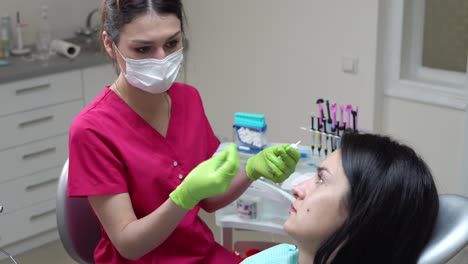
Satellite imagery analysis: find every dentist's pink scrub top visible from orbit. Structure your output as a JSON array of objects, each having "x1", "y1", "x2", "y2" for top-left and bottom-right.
[{"x1": 68, "y1": 83, "x2": 239, "y2": 264}]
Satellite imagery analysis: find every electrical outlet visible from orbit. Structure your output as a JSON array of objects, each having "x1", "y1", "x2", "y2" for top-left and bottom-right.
[{"x1": 342, "y1": 56, "x2": 359, "y2": 74}]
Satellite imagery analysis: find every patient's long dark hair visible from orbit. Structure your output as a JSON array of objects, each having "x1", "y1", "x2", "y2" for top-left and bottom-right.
[{"x1": 315, "y1": 132, "x2": 439, "y2": 264}]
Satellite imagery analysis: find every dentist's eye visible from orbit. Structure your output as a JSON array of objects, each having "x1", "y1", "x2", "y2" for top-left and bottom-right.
[
  {"x1": 165, "y1": 39, "x2": 180, "y2": 49},
  {"x1": 134, "y1": 46, "x2": 151, "y2": 54}
]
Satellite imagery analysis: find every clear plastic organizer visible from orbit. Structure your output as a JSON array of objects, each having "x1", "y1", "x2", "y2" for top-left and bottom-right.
[
  {"x1": 232, "y1": 125, "x2": 267, "y2": 154},
  {"x1": 215, "y1": 179, "x2": 294, "y2": 234},
  {"x1": 233, "y1": 112, "x2": 268, "y2": 154},
  {"x1": 215, "y1": 142, "x2": 319, "y2": 236}
]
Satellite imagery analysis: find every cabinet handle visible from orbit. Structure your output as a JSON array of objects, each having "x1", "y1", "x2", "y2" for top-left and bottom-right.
[
  {"x1": 18, "y1": 115, "x2": 54, "y2": 128},
  {"x1": 25, "y1": 177, "x2": 59, "y2": 192},
  {"x1": 30, "y1": 208, "x2": 56, "y2": 222},
  {"x1": 22, "y1": 147, "x2": 57, "y2": 160},
  {"x1": 15, "y1": 84, "x2": 51, "y2": 95}
]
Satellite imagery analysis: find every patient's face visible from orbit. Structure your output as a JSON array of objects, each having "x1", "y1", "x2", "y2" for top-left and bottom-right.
[{"x1": 284, "y1": 150, "x2": 350, "y2": 247}]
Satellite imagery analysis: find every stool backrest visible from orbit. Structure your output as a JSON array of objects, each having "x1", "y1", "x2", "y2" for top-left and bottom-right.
[{"x1": 56, "y1": 159, "x2": 101, "y2": 264}]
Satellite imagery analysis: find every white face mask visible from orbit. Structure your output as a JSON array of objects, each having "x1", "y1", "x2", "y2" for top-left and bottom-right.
[{"x1": 114, "y1": 44, "x2": 184, "y2": 94}]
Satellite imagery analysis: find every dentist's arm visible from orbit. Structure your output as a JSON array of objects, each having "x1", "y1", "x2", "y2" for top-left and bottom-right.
[
  {"x1": 89, "y1": 144, "x2": 240, "y2": 260},
  {"x1": 89, "y1": 194, "x2": 187, "y2": 260}
]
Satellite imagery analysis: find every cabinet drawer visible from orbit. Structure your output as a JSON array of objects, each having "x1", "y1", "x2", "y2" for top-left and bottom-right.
[
  {"x1": 0, "y1": 100, "x2": 83, "y2": 150},
  {"x1": 0, "y1": 70, "x2": 82, "y2": 116},
  {"x1": 0, "y1": 135, "x2": 68, "y2": 183},
  {"x1": 0, "y1": 166, "x2": 61, "y2": 215},
  {"x1": 0, "y1": 199, "x2": 56, "y2": 247}
]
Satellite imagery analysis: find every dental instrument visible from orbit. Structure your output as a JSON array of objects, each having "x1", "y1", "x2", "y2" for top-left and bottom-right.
[
  {"x1": 339, "y1": 104, "x2": 346, "y2": 130},
  {"x1": 354, "y1": 106, "x2": 359, "y2": 131},
  {"x1": 322, "y1": 118, "x2": 329, "y2": 156},
  {"x1": 351, "y1": 109, "x2": 357, "y2": 131},
  {"x1": 310, "y1": 114, "x2": 315, "y2": 155},
  {"x1": 316, "y1": 98, "x2": 325, "y2": 124},
  {"x1": 331, "y1": 103, "x2": 337, "y2": 131},
  {"x1": 345, "y1": 105, "x2": 353, "y2": 129},
  {"x1": 317, "y1": 123, "x2": 322, "y2": 157},
  {"x1": 326, "y1": 100, "x2": 332, "y2": 126}
]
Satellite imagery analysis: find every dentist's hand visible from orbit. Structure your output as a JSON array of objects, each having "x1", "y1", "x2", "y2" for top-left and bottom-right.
[
  {"x1": 169, "y1": 143, "x2": 240, "y2": 209},
  {"x1": 245, "y1": 145, "x2": 300, "y2": 183}
]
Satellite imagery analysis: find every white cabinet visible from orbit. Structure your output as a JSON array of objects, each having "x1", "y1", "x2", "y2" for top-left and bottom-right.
[
  {"x1": 0, "y1": 64, "x2": 114, "y2": 257},
  {"x1": 0, "y1": 70, "x2": 82, "y2": 116}
]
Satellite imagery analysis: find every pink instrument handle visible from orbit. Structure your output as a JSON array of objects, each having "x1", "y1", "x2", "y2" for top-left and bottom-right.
[
  {"x1": 331, "y1": 103, "x2": 337, "y2": 128},
  {"x1": 346, "y1": 105, "x2": 353, "y2": 125},
  {"x1": 339, "y1": 105, "x2": 344, "y2": 123}
]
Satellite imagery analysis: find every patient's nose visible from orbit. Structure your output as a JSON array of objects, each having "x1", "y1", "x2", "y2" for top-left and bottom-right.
[{"x1": 292, "y1": 185, "x2": 305, "y2": 200}]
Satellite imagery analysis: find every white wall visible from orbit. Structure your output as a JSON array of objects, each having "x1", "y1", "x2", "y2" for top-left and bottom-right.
[
  {"x1": 183, "y1": 0, "x2": 466, "y2": 195},
  {"x1": 382, "y1": 98, "x2": 466, "y2": 194},
  {"x1": 183, "y1": 0, "x2": 381, "y2": 144},
  {"x1": 0, "y1": 0, "x2": 101, "y2": 45}
]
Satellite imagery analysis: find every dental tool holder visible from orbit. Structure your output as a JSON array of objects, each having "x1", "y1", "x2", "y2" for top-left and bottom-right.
[
  {"x1": 304, "y1": 98, "x2": 359, "y2": 158},
  {"x1": 301, "y1": 127, "x2": 342, "y2": 158}
]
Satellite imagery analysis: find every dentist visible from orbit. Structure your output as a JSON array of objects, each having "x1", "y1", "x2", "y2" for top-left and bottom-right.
[{"x1": 68, "y1": 1, "x2": 300, "y2": 263}]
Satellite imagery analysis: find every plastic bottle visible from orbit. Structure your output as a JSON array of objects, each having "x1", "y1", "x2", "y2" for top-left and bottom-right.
[
  {"x1": 36, "y1": 4, "x2": 52, "y2": 64},
  {"x1": 0, "y1": 15, "x2": 12, "y2": 62}
]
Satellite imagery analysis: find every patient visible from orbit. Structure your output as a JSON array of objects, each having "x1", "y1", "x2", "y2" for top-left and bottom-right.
[{"x1": 241, "y1": 132, "x2": 439, "y2": 264}]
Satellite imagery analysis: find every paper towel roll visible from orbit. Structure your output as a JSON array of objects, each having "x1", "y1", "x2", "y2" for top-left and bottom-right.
[{"x1": 50, "y1": 39, "x2": 81, "y2": 59}]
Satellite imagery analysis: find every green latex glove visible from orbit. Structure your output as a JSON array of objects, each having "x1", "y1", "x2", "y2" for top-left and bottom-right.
[
  {"x1": 245, "y1": 144, "x2": 301, "y2": 183},
  {"x1": 170, "y1": 143, "x2": 240, "y2": 209}
]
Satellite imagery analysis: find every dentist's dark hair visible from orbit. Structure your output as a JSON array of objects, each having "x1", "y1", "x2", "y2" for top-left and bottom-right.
[
  {"x1": 315, "y1": 132, "x2": 439, "y2": 264},
  {"x1": 100, "y1": 0, "x2": 185, "y2": 45}
]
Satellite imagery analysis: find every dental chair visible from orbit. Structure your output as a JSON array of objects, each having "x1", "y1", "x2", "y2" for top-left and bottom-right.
[
  {"x1": 56, "y1": 157, "x2": 468, "y2": 264},
  {"x1": 418, "y1": 194, "x2": 468, "y2": 264},
  {"x1": 56, "y1": 159, "x2": 101, "y2": 264}
]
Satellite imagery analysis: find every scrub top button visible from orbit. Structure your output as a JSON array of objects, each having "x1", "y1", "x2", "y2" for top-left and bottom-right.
[
  {"x1": 178, "y1": 174, "x2": 184, "y2": 179},
  {"x1": 173, "y1": 161, "x2": 178, "y2": 167}
]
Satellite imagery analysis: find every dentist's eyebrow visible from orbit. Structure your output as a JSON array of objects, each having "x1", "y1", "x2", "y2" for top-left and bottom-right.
[
  {"x1": 166, "y1": 31, "x2": 182, "y2": 41},
  {"x1": 131, "y1": 31, "x2": 182, "y2": 44}
]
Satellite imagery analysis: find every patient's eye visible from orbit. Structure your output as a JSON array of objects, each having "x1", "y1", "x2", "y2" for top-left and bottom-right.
[{"x1": 315, "y1": 172, "x2": 325, "y2": 184}]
